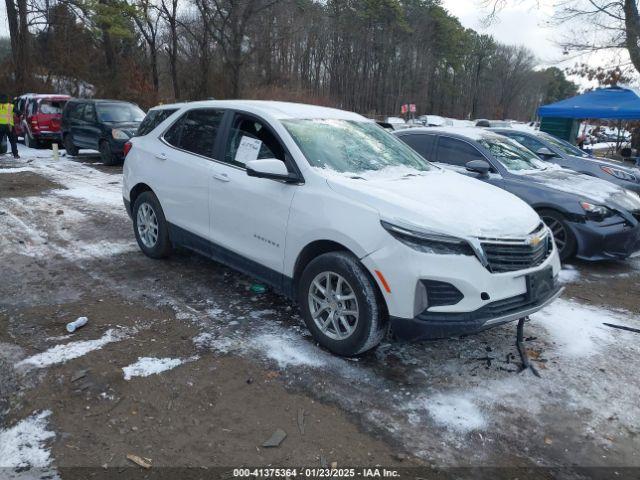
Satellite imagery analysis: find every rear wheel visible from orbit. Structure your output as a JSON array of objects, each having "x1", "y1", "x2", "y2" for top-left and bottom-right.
[
  {"x1": 24, "y1": 130, "x2": 40, "y2": 149},
  {"x1": 63, "y1": 134, "x2": 79, "y2": 156},
  {"x1": 539, "y1": 209, "x2": 576, "y2": 261},
  {"x1": 132, "y1": 191, "x2": 172, "y2": 259},
  {"x1": 298, "y1": 252, "x2": 387, "y2": 356},
  {"x1": 99, "y1": 140, "x2": 120, "y2": 166}
]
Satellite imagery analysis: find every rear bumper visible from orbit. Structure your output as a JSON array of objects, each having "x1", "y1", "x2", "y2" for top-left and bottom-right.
[
  {"x1": 571, "y1": 219, "x2": 640, "y2": 260},
  {"x1": 391, "y1": 281, "x2": 564, "y2": 341},
  {"x1": 33, "y1": 131, "x2": 62, "y2": 141}
]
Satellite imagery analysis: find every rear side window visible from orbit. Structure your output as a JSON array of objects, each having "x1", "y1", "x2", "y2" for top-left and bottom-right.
[
  {"x1": 83, "y1": 104, "x2": 96, "y2": 122},
  {"x1": 136, "y1": 108, "x2": 178, "y2": 136},
  {"x1": 436, "y1": 137, "x2": 484, "y2": 167},
  {"x1": 163, "y1": 108, "x2": 224, "y2": 158},
  {"x1": 66, "y1": 103, "x2": 84, "y2": 120},
  {"x1": 504, "y1": 133, "x2": 546, "y2": 154},
  {"x1": 39, "y1": 100, "x2": 66, "y2": 115},
  {"x1": 400, "y1": 133, "x2": 436, "y2": 160}
]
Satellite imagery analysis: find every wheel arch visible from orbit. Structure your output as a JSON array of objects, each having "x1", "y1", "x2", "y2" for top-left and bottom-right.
[
  {"x1": 129, "y1": 182, "x2": 154, "y2": 208},
  {"x1": 292, "y1": 240, "x2": 389, "y2": 317}
]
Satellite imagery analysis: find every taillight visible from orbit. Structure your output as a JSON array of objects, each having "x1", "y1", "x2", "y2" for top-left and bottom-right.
[
  {"x1": 29, "y1": 116, "x2": 39, "y2": 130},
  {"x1": 123, "y1": 141, "x2": 132, "y2": 158}
]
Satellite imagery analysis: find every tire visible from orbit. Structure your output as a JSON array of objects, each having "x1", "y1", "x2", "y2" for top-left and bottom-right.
[
  {"x1": 64, "y1": 134, "x2": 79, "y2": 156},
  {"x1": 25, "y1": 130, "x2": 40, "y2": 149},
  {"x1": 539, "y1": 209, "x2": 577, "y2": 261},
  {"x1": 132, "y1": 191, "x2": 172, "y2": 259},
  {"x1": 298, "y1": 251, "x2": 387, "y2": 356},
  {"x1": 99, "y1": 140, "x2": 120, "y2": 166}
]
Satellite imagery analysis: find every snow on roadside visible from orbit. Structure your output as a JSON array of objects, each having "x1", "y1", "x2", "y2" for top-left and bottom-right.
[
  {"x1": 15, "y1": 328, "x2": 130, "y2": 370},
  {"x1": 414, "y1": 393, "x2": 487, "y2": 433},
  {"x1": 122, "y1": 356, "x2": 197, "y2": 380},
  {"x1": 251, "y1": 333, "x2": 327, "y2": 368},
  {"x1": 531, "y1": 299, "x2": 621, "y2": 357},
  {"x1": 558, "y1": 266, "x2": 580, "y2": 284},
  {"x1": 0, "y1": 410, "x2": 58, "y2": 478}
]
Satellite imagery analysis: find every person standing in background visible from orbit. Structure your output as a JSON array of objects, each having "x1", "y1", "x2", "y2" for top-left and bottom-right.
[{"x1": 0, "y1": 94, "x2": 20, "y2": 159}]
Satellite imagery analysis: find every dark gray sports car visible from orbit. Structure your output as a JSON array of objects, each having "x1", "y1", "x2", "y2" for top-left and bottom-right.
[
  {"x1": 491, "y1": 128, "x2": 640, "y2": 194},
  {"x1": 395, "y1": 127, "x2": 640, "y2": 261}
]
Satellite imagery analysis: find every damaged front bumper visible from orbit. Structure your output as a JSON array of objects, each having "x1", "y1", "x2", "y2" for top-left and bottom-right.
[{"x1": 390, "y1": 278, "x2": 564, "y2": 341}]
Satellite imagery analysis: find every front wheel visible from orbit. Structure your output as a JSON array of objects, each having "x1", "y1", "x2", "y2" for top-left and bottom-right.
[
  {"x1": 99, "y1": 140, "x2": 120, "y2": 166},
  {"x1": 132, "y1": 191, "x2": 172, "y2": 259},
  {"x1": 298, "y1": 252, "x2": 387, "y2": 356},
  {"x1": 64, "y1": 134, "x2": 79, "y2": 156},
  {"x1": 539, "y1": 209, "x2": 576, "y2": 261}
]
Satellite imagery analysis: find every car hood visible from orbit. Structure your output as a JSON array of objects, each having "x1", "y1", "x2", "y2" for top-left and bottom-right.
[
  {"x1": 320, "y1": 167, "x2": 541, "y2": 238},
  {"x1": 517, "y1": 169, "x2": 640, "y2": 212},
  {"x1": 104, "y1": 121, "x2": 140, "y2": 134}
]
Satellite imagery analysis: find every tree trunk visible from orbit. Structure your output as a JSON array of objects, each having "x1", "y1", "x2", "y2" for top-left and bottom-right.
[{"x1": 624, "y1": 0, "x2": 640, "y2": 75}]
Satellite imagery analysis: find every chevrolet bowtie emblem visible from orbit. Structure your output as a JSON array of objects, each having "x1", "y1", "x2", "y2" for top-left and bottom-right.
[{"x1": 528, "y1": 235, "x2": 542, "y2": 247}]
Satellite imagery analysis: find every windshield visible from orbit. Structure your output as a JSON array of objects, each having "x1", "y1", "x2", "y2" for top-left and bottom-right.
[
  {"x1": 282, "y1": 119, "x2": 431, "y2": 173},
  {"x1": 478, "y1": 135, "x2": 547, "y2": 172},
  {"x1": 538, "y1": 132, "x2": 589, "y2": 158},
  {"x1": 96, "y1": 103, "x2": 145, "y2": 123}
]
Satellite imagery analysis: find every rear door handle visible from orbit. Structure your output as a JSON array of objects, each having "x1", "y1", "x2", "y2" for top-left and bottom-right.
[
  {"x1": 154, "y1": 152, "x2": 167, "y2": 161},
  {"x1": 212, "y1": 172, "x2": 230, "y2": 182}
]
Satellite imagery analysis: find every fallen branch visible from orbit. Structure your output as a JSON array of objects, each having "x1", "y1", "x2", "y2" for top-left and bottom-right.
[{"x1": 517, "y1": 317, "x2": 540, "y2": 378}]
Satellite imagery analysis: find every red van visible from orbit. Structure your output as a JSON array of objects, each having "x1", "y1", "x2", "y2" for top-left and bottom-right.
[{"x1": 13, "y1": 94, "x2": 71, "y2": 148}]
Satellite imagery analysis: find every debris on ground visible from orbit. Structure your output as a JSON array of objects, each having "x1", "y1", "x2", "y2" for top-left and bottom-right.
[
  {"x1": 516, "y1": 317, "x2": 540, "y2": 378},
  {"x1": 262, "y1": 429, "x2": 287, "y2": 447},
  {"x1": 71, "y1": 369, "x2": 90, "y2": 382},
  {"x1": 250, "y1": 283, "x2": 267, "y2": 294},
  {"x1": 603, "y1": 323, "x2": 640, "y2": 334},
  {"x1": 297, "y1": 408, "x2": 306, "y2": 435},
  {"x1": 66, "y1": 316, "x2": 88, "y2": 333},
  {"x1": 126, "y1": 453, "x2": 152, "y2": 469}
]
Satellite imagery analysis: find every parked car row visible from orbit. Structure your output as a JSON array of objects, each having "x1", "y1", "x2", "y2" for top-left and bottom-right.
[{"x1": 12, "y1": 93, "x2": 146, "y2": 165}]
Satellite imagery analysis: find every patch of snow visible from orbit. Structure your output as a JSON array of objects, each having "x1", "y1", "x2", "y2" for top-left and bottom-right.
[
  {"x1": 0, "y1": 411, "x2": 56, "y2": 471},
  {"x1": 15, "y1": 328, "x2": 129, "y2": 370},
  {"x1": 250, "y1": 333, "x2": 327, "y2": 368},
  {"x1": 193, "y1": 332, "x2": 236, "y2": 354},
  {"x1": 123, "y1": 356, "x2": 195, "y2": 380},
  {"x1": 412, "y1": 394, "x2": 487, "y2": 433},
  {"x1": 0, "y1": 167, "x2": 33, "y2": 174},
  {"x1": 559, "y1": 267, "x2": 580, "y2": 284},
  {"x1": 531, "y1": 299, "x2": 620, "y2": 357}
]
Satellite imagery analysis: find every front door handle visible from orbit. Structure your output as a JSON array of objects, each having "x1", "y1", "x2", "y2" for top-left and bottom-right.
[
  {"x1": 212, "y1": 172, "x2": 230, "y2": 182},
  {"x1": 154, "y1": 152, "x2": 167, "y2": 161}
]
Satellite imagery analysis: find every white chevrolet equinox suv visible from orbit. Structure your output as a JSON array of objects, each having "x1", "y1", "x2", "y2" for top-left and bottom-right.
[{"x1": 123, "y1": 101, "x2": 562, "y2": 356}]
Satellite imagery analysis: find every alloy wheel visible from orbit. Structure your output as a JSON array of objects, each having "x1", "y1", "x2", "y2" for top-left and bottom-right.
[
  {"x1": 542, "y1": 215, "x2": 567, "y2": 253},
  {"x1": 136, "y1": 202, "x2": 159, "y2": 248},
  {"x1": 308, "y1": 271, "x2": 359, "y2": 340}
]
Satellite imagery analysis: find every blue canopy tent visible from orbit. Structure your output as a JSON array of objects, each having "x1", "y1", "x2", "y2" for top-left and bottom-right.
[
  {"x1": 536, "y1": 86, "x2": 640, "y2": 143},
  {"x1": 538, "y1": 86, "x2": 640, "y2": 120}
]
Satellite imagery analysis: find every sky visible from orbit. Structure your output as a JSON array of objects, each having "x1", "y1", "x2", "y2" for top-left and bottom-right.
[{"x1": 441, "y1": 0, "x2": 631, "y2": 88}]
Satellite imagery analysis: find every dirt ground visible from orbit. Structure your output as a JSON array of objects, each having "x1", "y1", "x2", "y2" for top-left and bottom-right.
[{"x1": 1, "y1": 147, "x2": 640, "y2": 479}]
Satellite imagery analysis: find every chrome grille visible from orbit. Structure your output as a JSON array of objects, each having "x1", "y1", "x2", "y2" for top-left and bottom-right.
[{"x1": 479, "y1": 223, "x2": 552, "y2": 273}]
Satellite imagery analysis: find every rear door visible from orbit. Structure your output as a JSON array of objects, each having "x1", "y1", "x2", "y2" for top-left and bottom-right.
[
  {"x1": 146, "y1": 108, "x2": 224, "y2": 247},
  {"x1": 36, "y1": 98, "x2": 67, "y2": 134},
  {"x1": 208, "y1": 112, "x2": 298, "y2": 277}
]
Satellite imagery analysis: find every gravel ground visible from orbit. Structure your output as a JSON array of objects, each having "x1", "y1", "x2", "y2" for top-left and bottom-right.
[{"x1": 1, "y1": 146, "x2": 639, "y2": 479}]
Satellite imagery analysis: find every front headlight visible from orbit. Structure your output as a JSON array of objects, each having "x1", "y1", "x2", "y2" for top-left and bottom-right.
[
  {"x1": 380, "y1": 220, "x2": 475, "y2": 255},
  {"x1": 600, "y1": 165, "x2": 637, "y2": 182},
  {"x1": 112, "y1": 128, "x2": 130, "y2": 140},
  {"x1": 580, "y1": 201, "x2": 614, "y2": 219}
]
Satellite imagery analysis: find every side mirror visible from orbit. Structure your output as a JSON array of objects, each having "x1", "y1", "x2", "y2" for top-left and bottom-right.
[
  {"x1": 536, "y1": 147, "x2": 556, "y2": 159},
  {"x1": 465, "y1": 159, "x2": 492, "y2": 176},
  {"x1": 246, "y1": 159, "x2": 300, "y2": 183}
]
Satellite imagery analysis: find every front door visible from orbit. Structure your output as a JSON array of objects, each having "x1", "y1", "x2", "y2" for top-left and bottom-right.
[{"x1": 208, "y1": 112, "x2": 298, "y2": 278}]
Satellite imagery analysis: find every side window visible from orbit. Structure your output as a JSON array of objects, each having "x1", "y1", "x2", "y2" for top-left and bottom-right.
[
  {"x1": 400, "y1": 134, "x2": 436, "y2": 160},
  {"x1": 224, "y1": 114, "x2": 285, "y2": 168},
  {"x1": 435, "y1": 137, "x2": 484, "y2": 167},
  {"x1": 507, "y1": 134, "x2": 546, "y2": 154},
  {"x1": 162, "y1": 108, "x2": 224, "y2": 158},
  {"x1": 83, "y1": 104, "x2": 96, "y2": 122},
  {"x1": 68, "y1": 103, "x2": 81, "y2": 120},
  {"x1": 27, "y1": 99, "x2": 37, "y2": 116}
]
